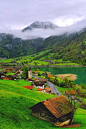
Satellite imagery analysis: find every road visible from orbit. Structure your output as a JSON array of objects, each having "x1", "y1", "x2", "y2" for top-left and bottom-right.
[{"x1": 47, "y1": 81, "x2": 61, "y2": 96}]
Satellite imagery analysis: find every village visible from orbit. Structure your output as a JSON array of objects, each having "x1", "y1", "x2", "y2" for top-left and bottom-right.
[{"x1": 0, "y1": 65, "x2": 85, "y2": 127}]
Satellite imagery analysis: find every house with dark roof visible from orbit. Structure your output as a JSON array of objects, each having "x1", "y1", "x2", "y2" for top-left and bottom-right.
[
  {"x1": 29, "y1": 96, "x2": 74, "y2": 126},
  {"x1": 0, "y1": 72, "x2": 5, "y2": 78},
  {"x1": 34, "y1": 78, "x2": 47, "y2": 89}
]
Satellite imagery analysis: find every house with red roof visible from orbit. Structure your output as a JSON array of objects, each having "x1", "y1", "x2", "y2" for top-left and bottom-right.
[
  {"x1": 47, "y1": 74, "x2": 53, "y2": 78},
  {"x1": 23, "y1": 86, "x2": 33, "y2": 90},
  {"x1": 37, "y1": 88, "x2": 44, "y2": 91},
  {"x1": 45, "y1": 87, "x2": 52, "y2": 94},
  {"x1": 29, "y1": 96, "x2": 74, "y2": 126},
  {"x1": 3, "y1": 77, "x2": 9, "y2": 80}
]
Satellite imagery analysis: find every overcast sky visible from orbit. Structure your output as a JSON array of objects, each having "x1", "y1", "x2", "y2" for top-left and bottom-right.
[{"x1": 0, "y1": 0, "x2": 86, "y2": 38}]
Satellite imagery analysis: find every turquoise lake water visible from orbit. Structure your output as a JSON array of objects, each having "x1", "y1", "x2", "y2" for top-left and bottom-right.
[{"x1": 38, "y1": 66, "x2": 86, "y2": 85}]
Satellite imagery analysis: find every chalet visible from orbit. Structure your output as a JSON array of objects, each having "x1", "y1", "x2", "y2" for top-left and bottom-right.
[
  {"x1": 34, "y1": 78, "x2": 47, "y2": 89},
  {"x1": 29, "y1": 96, "x2": 74, "y2": 126},
  {"x1": 14, "y1": 69, "x2": 23, "y2": 78},
  {"x1": 7, "y1": 75, "x2": 16, "y2": 80},
  {"x1": 45, "y1": 87, "x2": 52, "y2": 94},
  {"x1": 33, "y1": 71, "x2": 39, "y2": 75},
  {"x1": 0, "y1": 72, "x2": 5, "y2": 78},
  {"x1": 38, "y1": 78, "x2": 47, "y2": 83}
]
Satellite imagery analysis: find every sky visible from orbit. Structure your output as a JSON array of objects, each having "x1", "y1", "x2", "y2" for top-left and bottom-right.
[{"x1": 0, "y1": 0, "x2": 86, "y2": 39}]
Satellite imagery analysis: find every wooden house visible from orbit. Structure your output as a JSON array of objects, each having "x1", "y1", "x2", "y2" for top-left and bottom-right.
[
  {"x1": 7, "y1": 75, "x2": 16, "y2": 80},
  {"x1": 33, "y1": 71, "x2": 39, "y2": 75},
  {"x1": 34, "y1": 78, "x2": 47, "y2": 89},
  {"x1": 0, "y1": 72, "x2": 5, "y2": 78},
  {"x1": 29, "y1": 96, "x2": 74, "y2": 126},
  {"x1": 45, "y1": 87, "x2": 52, "y2": 94}
]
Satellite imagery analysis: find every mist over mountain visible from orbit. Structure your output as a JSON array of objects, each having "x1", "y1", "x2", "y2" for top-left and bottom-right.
[
  {"x1": 1, "y1": 19, "x2": 86, "y2": 65},
  {"x1": 0, "y1": 33, "x2": 43, "y2": 58},
  {"x1": 22, "y1": 21, "x2": 59, "y2": 32}
]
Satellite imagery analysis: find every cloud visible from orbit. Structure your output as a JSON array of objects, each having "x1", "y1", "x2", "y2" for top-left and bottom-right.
[
  {"x1": 0, "y1": 0, "x2": 86, "y2": 39},
  {"x1": 1, "y1": 18, "x2": 85, "y2": 40}
]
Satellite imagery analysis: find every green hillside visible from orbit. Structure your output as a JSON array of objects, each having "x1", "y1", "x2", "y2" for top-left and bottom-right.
[
  {"x1": 37, "y1": 30, "x2": 86, "y2": 65},
  {"x1": 1, "y1": 29, "x2": 86, "y2": 65},
  {"x1": 0, "y1": 79, "x2": 86, "y2": 129},
  {"x1": 0, "y1": 33, "x2": 43, "y2": 58}
]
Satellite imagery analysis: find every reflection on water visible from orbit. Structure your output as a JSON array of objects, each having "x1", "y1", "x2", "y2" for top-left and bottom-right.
[{"x1": 38, "y1": 67, "x2": 86, "y2": 85}]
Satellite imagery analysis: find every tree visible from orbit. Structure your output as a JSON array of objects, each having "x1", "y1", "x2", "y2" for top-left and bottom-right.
[{"x1": 21, "y1": 66, "x2": 29, "y2": 79}]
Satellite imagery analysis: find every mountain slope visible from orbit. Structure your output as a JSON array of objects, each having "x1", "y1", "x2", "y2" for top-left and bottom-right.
[
  {"x1": 36, "y1": 30, "x2": 86, "y2": 65},
  {"x1": 0, "y1": 80, "x2": 55, "y2": 129},
  {"x1": 0, "y1": 33, "x2": 43, "y2": 58}
]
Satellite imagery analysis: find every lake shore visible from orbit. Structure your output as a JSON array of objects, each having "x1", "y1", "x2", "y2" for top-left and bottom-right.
[
  {"x1": 28, "y1": 64, "x2": 84, "y2": 67},
  {"x1": 56, "y1": 73, "x2": 77, "y2": 81}
]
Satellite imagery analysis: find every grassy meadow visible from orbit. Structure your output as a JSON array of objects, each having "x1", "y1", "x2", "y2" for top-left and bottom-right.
[
  {"x1": 0, "y1": 50, "x2": 80, "y2": 66},
  {"x1": 0, "y1": 79, "x2": 86, "y2": 129}
]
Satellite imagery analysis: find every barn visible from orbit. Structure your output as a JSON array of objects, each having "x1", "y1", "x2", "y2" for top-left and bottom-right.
[{"x1": 29, "y1": 96, "x2": 74, "y2": 126}]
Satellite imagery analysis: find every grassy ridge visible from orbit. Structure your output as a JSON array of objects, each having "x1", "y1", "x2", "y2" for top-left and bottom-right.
[{"x1": 0, "y1": 80, "x2": 86, "y2": 129}]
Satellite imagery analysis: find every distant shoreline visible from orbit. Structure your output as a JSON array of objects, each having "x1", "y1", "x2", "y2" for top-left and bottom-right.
[{"x1": 27, "y1": 65, "x2": 85, "y2": 67}]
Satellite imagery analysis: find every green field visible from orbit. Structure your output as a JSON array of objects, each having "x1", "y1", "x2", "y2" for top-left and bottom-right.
[
  {"x1": 0, "y1": 50, "x2": 80, "y2": 66},
  {"x1": 0, "y1": 79, "x2": 86, "y2": 129}
]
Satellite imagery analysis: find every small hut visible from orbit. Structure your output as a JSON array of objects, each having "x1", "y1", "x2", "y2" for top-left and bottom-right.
[{"x1": 29, "y1": 96, "x2": 74, "y2": 126}]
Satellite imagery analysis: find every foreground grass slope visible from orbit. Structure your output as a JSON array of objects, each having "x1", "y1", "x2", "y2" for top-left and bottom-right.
[{"x1": 0, "y1": 80, "x2": 86, "y2": 129}]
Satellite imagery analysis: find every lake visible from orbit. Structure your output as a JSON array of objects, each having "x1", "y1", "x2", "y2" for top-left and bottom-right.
[{"x1": 38, "y1": 66, "x2": 86, "y2": 85}]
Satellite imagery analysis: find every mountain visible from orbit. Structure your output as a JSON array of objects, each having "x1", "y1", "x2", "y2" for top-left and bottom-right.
[
  {"x1": 22, "y1": 21, "x2": 58, "y2": 32},
  {"x1": 0, "y1": 33, "x2": 43, "y2": 58},
  {"x1": 1, "y1": 24, "x2": 86, "y2": 65}
]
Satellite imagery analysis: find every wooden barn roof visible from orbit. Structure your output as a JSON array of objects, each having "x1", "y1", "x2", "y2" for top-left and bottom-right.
[
  {"x1": 43, "y1": 96, "x2": 73, "y2": 119},
  {"x1": 29, "y1": 96, "x2": 73, "y2": 119},
  {"x1": 38, "y1": 78, "x2": 47, "y2": 82}
]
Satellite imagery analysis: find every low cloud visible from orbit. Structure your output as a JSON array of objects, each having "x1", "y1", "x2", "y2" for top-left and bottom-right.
[{"x1": 0, "y1": 18, "x2": 86, "y2": 40}]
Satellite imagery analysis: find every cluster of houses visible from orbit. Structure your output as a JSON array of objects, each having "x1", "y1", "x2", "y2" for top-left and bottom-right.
[
  {"x1": 0, "y1": 67, "x2": 23, "y2": 80},
  {"x1": 0, "y1": 66, "x2": 52, "y2": 94},
  {"x1": 24, "y1": 69, "x2": 53, "y2": 94}
]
